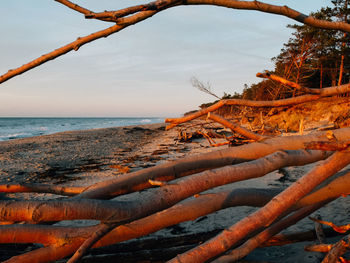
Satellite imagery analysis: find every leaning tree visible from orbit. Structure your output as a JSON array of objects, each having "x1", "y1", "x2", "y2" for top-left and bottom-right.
[{"x1": 1, "y1": 1, "x2": 350, "y2": 263}]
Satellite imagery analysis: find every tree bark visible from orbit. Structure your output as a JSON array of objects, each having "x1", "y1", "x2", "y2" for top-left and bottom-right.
[
  {"x1": 75, "y1": 127, "x2": 350, "y2": 200},
  {"x1": 213, "y1": 200, "x2": 332, "y2": 263},
  {"x1": 2, "y1": 165, "x2": 350, "y2": 262},
  {"x1": 169, "y1": 150, "x2": 350, "y2": 263},
  {"x1": 0, "y1": 150, "x2": 328, "y2": 223}
]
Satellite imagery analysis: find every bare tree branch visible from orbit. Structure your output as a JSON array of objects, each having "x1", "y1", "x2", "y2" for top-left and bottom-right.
[
  {"x1": 55, "y1": 0, "x2": 94, "y2": 17},
  {"x1": 191, "y1": 77, "x2": 221, "y2": 99},
  {"x1": 67, "y1": 222, "x2": 117, "y2": 263},
  {"x1": 185, "y1": 0, "x2": 350, "y2": 33},
  {"x1": 1, "y1": 0, "x2": 350, "y2": 85},
  {"x1": 207, "y1": 112, "x2": 267, "y2": 141},
  {"x1": 0, "y1": 9, "x2": 158, "y2": 84},
  {"x1": 256, "y1": 71, "x2": 321, "y2": 94}
]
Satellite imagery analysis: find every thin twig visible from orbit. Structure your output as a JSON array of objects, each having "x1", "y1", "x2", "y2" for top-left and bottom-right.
[{"x1": 55, "y1": 0, "x2": 93, "y2": 16}]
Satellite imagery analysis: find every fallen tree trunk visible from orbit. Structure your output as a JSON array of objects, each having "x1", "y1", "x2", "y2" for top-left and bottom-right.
[
  {"x1": 0, "y1": 150, "x2": 328, "y2": 223},
  {"x1": 77, "y1": 127, "x2": 350, "y2": 199},
  {"x1": 2, "y1": 169, "x2": 350, "y2": 246},
  {"x1": 3, "y1": 168, "x2": 350, "y2": 263},
  {"x1": 214, "y1": 200, "x2": 332, "y2": 263},
  {"x1": 169, "y1": 149, "x2": 350, "y2": 263}
]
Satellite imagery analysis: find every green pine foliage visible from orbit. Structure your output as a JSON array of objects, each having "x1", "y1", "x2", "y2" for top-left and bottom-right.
[{"x1": 223, "y1": 1, "x2": 350, "y2": 102}]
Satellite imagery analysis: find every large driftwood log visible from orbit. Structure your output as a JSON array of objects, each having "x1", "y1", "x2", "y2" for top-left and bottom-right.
[
  {"x1": 75, "y1": 127, "x2": 350, "y2": 200},
  {"x1": 0, "y1": 150, "x2": 327, "y2": 223},
  {"x1": 1, "y1": 129, "x2": 350, "y2": 263},
  {"x1": 3, "y1": 168, "x2": 350, "y2": 263},
  {"x1": 1, "y1": 169, "x2": 350, "y2": 245},
  {"x1": 169, "y1": 149, "x2": 350, "y2": 263},
  {"x1": 214, "y1": 200, "x2": 332, "y2": 263}
]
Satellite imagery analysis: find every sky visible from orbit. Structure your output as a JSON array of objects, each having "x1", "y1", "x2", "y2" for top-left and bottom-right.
[{"x1": 0, "y1": 0, "x2": 333, "y2": 117}]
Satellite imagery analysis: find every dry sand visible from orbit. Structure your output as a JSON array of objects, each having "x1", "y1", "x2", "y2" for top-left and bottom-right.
[{"x1": 0, "y1": 121, "x2": 349, "y2": 262}]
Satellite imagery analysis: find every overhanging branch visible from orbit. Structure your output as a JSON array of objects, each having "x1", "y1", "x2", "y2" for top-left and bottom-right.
[{"x1": 1, "y1": 0, "x2": 350, "y2": 85}]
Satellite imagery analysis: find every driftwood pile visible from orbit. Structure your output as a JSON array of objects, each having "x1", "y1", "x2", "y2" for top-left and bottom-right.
[
  {"x1": 1, "y1": 1, "x2": 350, "y2": 262},
  {"x1": 1, "y1": 91, "x2": 350, "y2": 262}
]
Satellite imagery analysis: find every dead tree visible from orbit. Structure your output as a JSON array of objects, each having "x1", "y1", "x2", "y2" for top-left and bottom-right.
[{"x1": 1, "y1": 1, "x2": 350, "y2": 263}]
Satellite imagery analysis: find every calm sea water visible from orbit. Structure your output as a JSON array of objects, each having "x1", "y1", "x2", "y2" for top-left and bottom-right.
[{"x1": 0, "y1": 117, "x2": 164, "y2": 141}]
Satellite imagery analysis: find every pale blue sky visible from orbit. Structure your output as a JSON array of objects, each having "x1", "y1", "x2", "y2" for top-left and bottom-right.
[{"x1": 0, "y1": 1, "x2": 332, "y2": 117}]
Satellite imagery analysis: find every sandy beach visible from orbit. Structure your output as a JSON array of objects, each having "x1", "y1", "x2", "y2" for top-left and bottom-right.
[{"x1": 0, "y1": 120, "x2": 349, "y2": 262}]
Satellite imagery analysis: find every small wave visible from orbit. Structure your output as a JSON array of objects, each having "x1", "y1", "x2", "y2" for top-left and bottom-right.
[
  {"x1": 140, "y1": 119, "x2": 152, "y2": 123},
  {"x1": 0, "y1": 132, "x2": 30, "y2": 141}
]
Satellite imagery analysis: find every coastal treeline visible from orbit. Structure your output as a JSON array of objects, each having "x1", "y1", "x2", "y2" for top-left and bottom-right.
[{"x1": 197, "y1": 0, "x2": 350, "y2": 106}]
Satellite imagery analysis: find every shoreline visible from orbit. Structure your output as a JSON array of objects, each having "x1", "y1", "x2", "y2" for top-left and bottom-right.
[
  {"x1": 0, "y1": 122, "x2": 168, "y2": 185},
  {"x1": 0, "y1": 117, "x2": 164, "y2": 142}
]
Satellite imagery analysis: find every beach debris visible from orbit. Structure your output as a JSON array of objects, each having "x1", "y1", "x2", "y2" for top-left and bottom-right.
[
  {"x1": 264, "y1": 227, "x2": 348, "y2": 247},
  {"x1": 309, "y1": 217, "x2": 350, "y2": 234},
  {"x1": 305, "y1": 243, "x2": 333, "y2": 253},
  {"x1": 178, "y1": 130, "x2": 203, "y2": 142},
  {"x1": 313, "y1": 214, "x2": 326, "y2": 244},
  {"x1": 151, "y1": 149, "x2": 169, "y2": 155},
  {"x1": 305, "y1": 235, "x2": 350, "y2": 263},
  {"x1": 305, "y1": 218, "x2": 350, "y2": 263},
  {"x1": 110, "y1": 164, "x2": 130, "y2": 174}
]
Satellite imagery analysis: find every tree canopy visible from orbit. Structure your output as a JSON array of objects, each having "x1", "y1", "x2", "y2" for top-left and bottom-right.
[{"x1": 238, "y1": 0, "x2": 350, "y2": 101}]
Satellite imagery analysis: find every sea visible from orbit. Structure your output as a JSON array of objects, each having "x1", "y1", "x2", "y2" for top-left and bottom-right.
[{"x1": 0, "y1": 117, "x2": 164, "y2": 141}]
